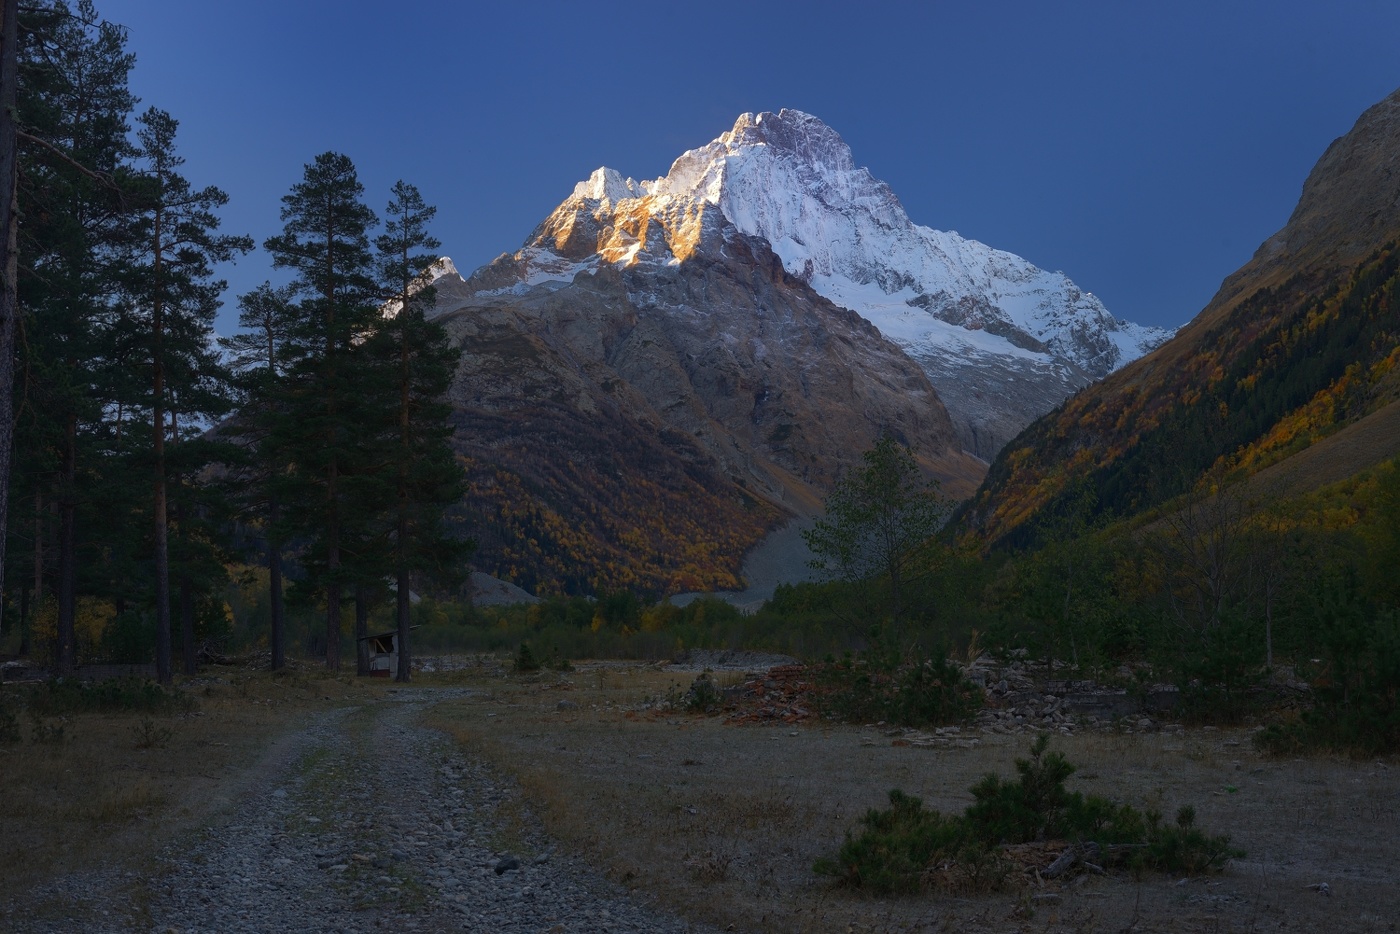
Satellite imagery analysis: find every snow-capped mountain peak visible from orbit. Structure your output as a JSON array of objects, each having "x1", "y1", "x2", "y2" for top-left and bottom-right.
[
  {"x1": 643, "y1": 109, "x2": 1171, "y2": 382},
  {"x1": 427, "y1": 256, "x2": 460, "y2": 282},
  {"x1": 573, "y1": 167, "x2": 646, "y2": 203},
  {"x1": 471, "y1": 110, "x2": 1173, "y2": 458}
]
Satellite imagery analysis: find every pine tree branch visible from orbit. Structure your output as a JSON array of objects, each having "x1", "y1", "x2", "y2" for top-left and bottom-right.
[{"x1": 16, "y1": 127, "x2": 120, "y2": 190}]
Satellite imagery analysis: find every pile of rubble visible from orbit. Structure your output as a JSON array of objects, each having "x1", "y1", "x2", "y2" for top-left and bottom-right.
[
  {"x1": 692, "y1": 656, "x2": 1199, "y2": 736},
  {"x1": 719, "y1": 664, "x2": 814, "y2": 724},
  {"x1": 883, "y1": 725, "x2": 981, "y2": 749},
  {"x1": 964, "y1": 655, "x2": 1189, "y2": 736}
]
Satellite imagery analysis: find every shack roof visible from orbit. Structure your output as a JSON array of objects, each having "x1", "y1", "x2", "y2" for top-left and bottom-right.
[{"x1": 357, "y1": 625, "x2": 420, "y2": 642}]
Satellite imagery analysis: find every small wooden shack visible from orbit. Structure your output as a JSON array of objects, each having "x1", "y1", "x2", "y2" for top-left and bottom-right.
[{"x1": 358, "y1": 627, "x2": 417, "y2": 677}]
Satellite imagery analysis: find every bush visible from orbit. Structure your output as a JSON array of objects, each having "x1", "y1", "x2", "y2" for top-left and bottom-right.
[
  {"x1": 814, "y1": 790, "x2": 980, "y2": 893},
  {"x1": 27, "y1": 678, "x2": 193, "y2": 716},
  {"x1": 131, "y1": 717, "x2": 173, "y2": 749},
  {"x1": 964, "y1": 734, "x2": 1082, "y2": 843},
  {"x1": 1255, "y1": 601, "x2": 1400, "y2": 756},
  {"x1": 0, "y1": 697, "x2": 20, "y2": 745},
  {"x1": 682, "y1": 672, "x2": 723, "y2": 713},
  {"x1": 816, "y1": 735, "x2": 1241, "y2": 894},
  {"x1": 512, "y1": 641, "x2": 541, "y2": 673},
  {"x1": 101, "y1": 611, "x2": 156, "y2": 664},
  {"x1": 812, "y1": 651, "x2": 981, "y2": 727}
]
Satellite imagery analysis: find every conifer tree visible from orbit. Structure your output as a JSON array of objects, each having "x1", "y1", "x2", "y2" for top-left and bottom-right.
[
  {"x1": 804, "y1": 436, "x2": 948, "y2": 638},
  {"x1": 221, "y1": 282, "x2": 297, "y2": 670},
  {"x1": 0, "y1": 0, "x2": 19, "y2": 614},
  {"x1": 367, "y1": 180, "x2": 468, "y2": 682},
  {"x1": 121, "y1": 106, "x2": 249, "y2": 682},
  {"x1": 12, "y1": 0, "x2": 135, "y2": 674},
  {"x1": 263, "y1": 152, "x2": 377, "y2": 670}
]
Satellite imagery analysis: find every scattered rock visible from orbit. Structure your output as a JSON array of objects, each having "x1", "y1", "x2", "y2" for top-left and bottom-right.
[{"x1": 7, "y1": 692, "x2": 715, "y2": 933}]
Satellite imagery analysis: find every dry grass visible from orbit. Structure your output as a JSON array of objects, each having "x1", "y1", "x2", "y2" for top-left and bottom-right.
[
  {"x1": 1249, "y1": 397, "x2": 1400, "y2": 500},
  {"x1": 7, "y1": 659, "x2": 1398, "y2": 933},
  {"x1": 422, "y1": 661, "x2": 1400, "y2": 934},
  {"x1": 0, "y1": 663, "x2": 387, "y2": 897}
]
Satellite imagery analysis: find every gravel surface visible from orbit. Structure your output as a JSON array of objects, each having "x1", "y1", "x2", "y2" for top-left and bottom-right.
[{"x1": 9, "y1": 689, "x2": 714, "y2": 933}]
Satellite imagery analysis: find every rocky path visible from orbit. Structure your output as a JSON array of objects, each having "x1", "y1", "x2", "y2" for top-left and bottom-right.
[{"x1": 14, "y1": 690, "x2": 713, "y2": 933}]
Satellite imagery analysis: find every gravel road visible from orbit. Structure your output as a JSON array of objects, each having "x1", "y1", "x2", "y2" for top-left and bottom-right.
[{"x1": 11, "y1": 689, "x2": 714, "y2": 933}]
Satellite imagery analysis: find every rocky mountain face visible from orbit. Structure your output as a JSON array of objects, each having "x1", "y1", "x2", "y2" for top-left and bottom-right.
[
  {"x1": 431, "y1": 108, "x2": 1165, "y2": 594},
  {"x1": 504, "y1": 110, "x2": 1169, "y2": 458},
  {"x1": 432, "y1": 197, "x2": 982, "y2": 596},
  {"x1": 963, "y1": 86, "x2": 1400, "y2": 547}
]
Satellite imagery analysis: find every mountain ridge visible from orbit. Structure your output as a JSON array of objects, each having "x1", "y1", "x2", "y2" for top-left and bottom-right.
[
  {"x1": 430, "y1": 196, "x2": 981, "y2": 595},
  {"x1": 963, "y1": 86, "x2": 1400, "y2": 546},
  {"x1": 424, "y1": 108, "x2": 1183, "y2": 594},
  {"x1": 463, "y1": 110, "x2": 1172, "y2": 458}
]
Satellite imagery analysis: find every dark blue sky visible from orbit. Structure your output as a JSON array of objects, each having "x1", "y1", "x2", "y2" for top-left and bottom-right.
[{"x1": 99, "y1": 0, "x2": 1400, "y2": 334}]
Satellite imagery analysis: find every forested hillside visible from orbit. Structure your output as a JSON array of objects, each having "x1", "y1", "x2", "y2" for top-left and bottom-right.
[{"x1": 965, "y1": 87, "x2": 1400, "y2": 547}]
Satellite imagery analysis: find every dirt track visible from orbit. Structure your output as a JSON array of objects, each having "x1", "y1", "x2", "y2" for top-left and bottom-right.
[{"x1": 6, "y1": 688, "x2": 712, "y2": 934}]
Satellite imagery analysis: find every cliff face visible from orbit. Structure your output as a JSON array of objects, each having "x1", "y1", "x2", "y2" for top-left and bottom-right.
[
  {"x1": 963, "y1": 87, "x2": 1400, "y2": 547},
  {"x1": 435, "y1": 199, "x2": 981, "y2": 595},
  {"x1": 1243, "y1": 89, "x2": 1400, "y2": 285},
  {"x1": 432, "y1": 106, "x2": 1186, "y2": 593},
  {"x1": 497, "y1": 110, "x2": 1171, "y2": 458}
]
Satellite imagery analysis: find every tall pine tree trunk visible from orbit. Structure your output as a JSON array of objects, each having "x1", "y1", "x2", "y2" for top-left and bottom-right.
[
  {"x1": 354, "y1": 582, "x2": 369, "y2": 675},
  {"x1": 152, "y1": 302, "x2": 172, "y2": 684},
  {"x1": 325, "y1": 475, "x2": 340, "y2": 669},
  {"x1": 325, "y1": 586, "x2": 340, "y2": 669},
  {"x1": 0, "y1": 0, "x2": 19, "y2": 626},
  {"x1": 268, "y1": 499, "x2": 285, "y2": 671},
  {"x1": 153, "y1": 468, "x2": 171, "y2": 682},
  {"x1": 395, "y1": 552, "x2": 411, "y2": 684},
  {"x1": 264, "y1": 309, "x2": 286, "y2": 671},
  {"x1": 23, "y1": 491, "x2": 40, "y2": 656},
  {"x1": 171, "y1": 407, "x2": 195, "y2": 677},
  {"x1": 56, "y1": 416, "x2": 77, "y2": 676},
  {"x1": 179, "y1": 571, "x2": 194, "y2": 675},
  {"x1": 323, "y1": 300, "x2": 340, "y2": 671},
  {"x1": 395, "y1": 318, "x2": 412, "y2": 684}
]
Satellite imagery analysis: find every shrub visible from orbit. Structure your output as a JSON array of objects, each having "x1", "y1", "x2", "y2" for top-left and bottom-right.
[
  {"x1": 512, "y1": 641, "x2": 541, "y2": 673},
  {"x1": 964, "y1": 734, "x2": 1081, "y2": 843},
  {"x1": 812, "y1": 651, "x2": 981, "y2": 727},
  {"x1": 682, "y1": 672, "x2": 723, "y2": 713},
  {"x1": 1255, "y1": 603, "x2": 1400, "y2": 756},
  {"x1": 27, "y1": 678, "x2": 193, "y2": 716},
  {"x1": 816, "y1": 735, "x2": 1240, "y2": 894},
  {"x1": 814, "y1": 790, "x2": 980, "y2": 894},
  {"x1": 0, "y1": 698, "x2": 20, "y2": 745},
  {"x1": 131, "y1": 718, "x2": 173, "y2": 749}
]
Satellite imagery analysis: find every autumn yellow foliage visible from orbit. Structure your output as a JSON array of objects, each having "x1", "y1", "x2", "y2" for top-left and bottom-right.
[{"x1": 29, "y1": 596, "x2": 118, "y2": 665}]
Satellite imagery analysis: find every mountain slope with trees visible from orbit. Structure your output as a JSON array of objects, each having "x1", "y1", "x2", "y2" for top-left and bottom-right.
[{"x1": 964, "y1": 87, "x2": 1400, "y2": 547}]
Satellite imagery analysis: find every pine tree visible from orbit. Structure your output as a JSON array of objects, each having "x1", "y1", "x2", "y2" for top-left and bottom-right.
[
  {"x1": 803, "y1": 436, "x2": 949, "y2": 637},
  {"x1": 221, "y1": 282, "x2": 297, "y2": 670},
  {"x1": 12, "y1": 0, "x2": 136, "y2": 674},
  {"x1": 0, "y1": 0, "x2": 20, "y2": 619},
  {"x1": 121, "y1": 106, "x2": 249, "y2": 682},
  {"x1": 263, "y1": 152, "x2": 377, "y2": 670},
  {"x1": 368, "y1": 180, "x2": 469, "y2": 682}
]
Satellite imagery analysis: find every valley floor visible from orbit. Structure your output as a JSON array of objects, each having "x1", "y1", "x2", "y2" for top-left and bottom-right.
[{"x1": 4, "y1": 660, "x2": 1397, "y2": 933}]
